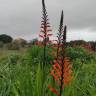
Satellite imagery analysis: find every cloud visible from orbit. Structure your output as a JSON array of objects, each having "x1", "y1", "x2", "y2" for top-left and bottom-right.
[
  {"x1": 0, "y1": 0, "x2": 96, "y2": 41},
  {"x1": 67, "y1": 28, "x2": 96, "y2": 41}
]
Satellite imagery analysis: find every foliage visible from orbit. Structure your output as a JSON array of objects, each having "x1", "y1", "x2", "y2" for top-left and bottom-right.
[
  {"x1": 0, "y1": 46, "x2": 96, "y2": 96},
  {"x1": 7, "y1": 43, "x2": 20, "y2": 50},
  {"x1": 26, "y1": 46, "x2": 54, "y2": 66},
  {"x1": 13, "y1": 38, "x2": 27, "y2": 48},
  {"x1": 0, "y1": 34, "x2": 13, "y2": 44},
  {"x1": 66, "y1": 46, "x2": 96, "y2": 63}
]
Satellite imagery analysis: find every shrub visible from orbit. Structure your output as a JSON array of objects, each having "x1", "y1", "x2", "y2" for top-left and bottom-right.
[
  {"x1": 7, "y1": 43, "x2": 20, "y2": 50},
  {"x1": 66, "y1": 46, "x2": 96, "y2": 64}
]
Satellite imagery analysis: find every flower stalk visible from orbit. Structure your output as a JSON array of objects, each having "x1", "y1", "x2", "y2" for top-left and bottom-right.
[
  {"x1": 48, "y1": 11, "x2": 73, "y2": 96},
  {"x1": 56, "y1": 10, "x2": 64, "y2": 61},
  {"x1": 39, "y1": 0, "x2": 52, "y2": 68}
]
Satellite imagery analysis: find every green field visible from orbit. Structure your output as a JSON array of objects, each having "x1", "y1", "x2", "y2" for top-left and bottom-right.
[
  {"x1": 0, "y1": 46, "x2": 96, "y2": 96},
  {"x1": 0, "y1": 48, "x2": 27, "y2": 59}
]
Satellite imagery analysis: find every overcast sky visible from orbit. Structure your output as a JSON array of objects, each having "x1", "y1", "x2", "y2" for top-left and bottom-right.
[{"x1": 0, "y1": 0, "x2": 96, "y2": 41}]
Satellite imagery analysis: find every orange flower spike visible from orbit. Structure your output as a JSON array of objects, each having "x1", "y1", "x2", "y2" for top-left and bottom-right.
[
  {"x1": 63, "y1": 76, "x2": 73, "y2": 87},
  {"x1": 64, "y1": 66, "x2": 72, "y2": 73},
  {"x1": 64, "y1": 70, "x2": 72, "y2": 78},
  {"x1": 53, "y1": 65, "x2": 61, "y2": 77},
  {"x1": 63, "y1": 71, "x2": 73, "y2": 87},
  {"x1": 48, "y1": 56, "x2": 73, "y2": 95},
  {"x1": 48, "y1": 85, "x2": 60, "y2": 96},
  {"x1": 60, "y1": 58, "x2": 73, "y2": 88},
  {"x1": 54, "y1": 63, "x2": 61, "y2": 70},
  {"x1": 50, "y1": 70, "x2": 60, "y2": 82}
]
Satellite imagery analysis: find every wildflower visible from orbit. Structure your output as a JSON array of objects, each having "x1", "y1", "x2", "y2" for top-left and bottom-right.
[
  {"x1": 48, "y1": 85, "x2": 60, "y2": 96},
  {"x1": 48, "y1": 58, "x2": 73, "y2": 95}
]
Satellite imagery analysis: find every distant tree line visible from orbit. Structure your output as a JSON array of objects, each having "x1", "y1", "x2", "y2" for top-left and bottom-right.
[
  {"x1": 66, "y1": 40, "x2": 96, "y2": 51},
  {"x1": 0, "y1": 34, "x2": 96, "y2": 51},
  {"x1": 0, "y1": 34, "x2": 28, "y2": 50}
]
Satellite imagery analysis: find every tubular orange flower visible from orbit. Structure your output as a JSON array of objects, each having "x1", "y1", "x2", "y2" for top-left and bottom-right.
[
  {"x1": 48, "y1": 85, "x2": 60, "y2": 96},
  {"x1": 50, "y1": 70, "x2": 60, "y2": 84},
  {"x1": 48, "y1": 57, "x2": 73, "y2": 96}
]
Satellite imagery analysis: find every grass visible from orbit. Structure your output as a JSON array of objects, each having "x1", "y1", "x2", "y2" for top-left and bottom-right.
[
  {"x1": 0, "y1": 46, "x2": 96, "y2": 96},
  {"x1": 0, "y1": 48, "x2": 27, "y2": 59}
]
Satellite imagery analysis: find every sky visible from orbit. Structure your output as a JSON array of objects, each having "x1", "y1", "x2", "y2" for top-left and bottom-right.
[{"x1": 0, "y1": 0, "x2": 96, "y2": 41}]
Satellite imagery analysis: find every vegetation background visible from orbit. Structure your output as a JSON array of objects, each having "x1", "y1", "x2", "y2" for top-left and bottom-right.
[{"x1": 0, "y1": 44, "x2": 96, "y2": 96}]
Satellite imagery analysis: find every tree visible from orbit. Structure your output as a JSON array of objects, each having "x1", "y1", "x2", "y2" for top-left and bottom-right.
[
  {"x1": 70, "y1": 40, "x2": 86, "y2": 47},
  {"x1": 13, "y1": 38, "x2": 27, "y2": 47},
  {"x1": 0, "y1": 34, "x2": 13, "y2": 44}
]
